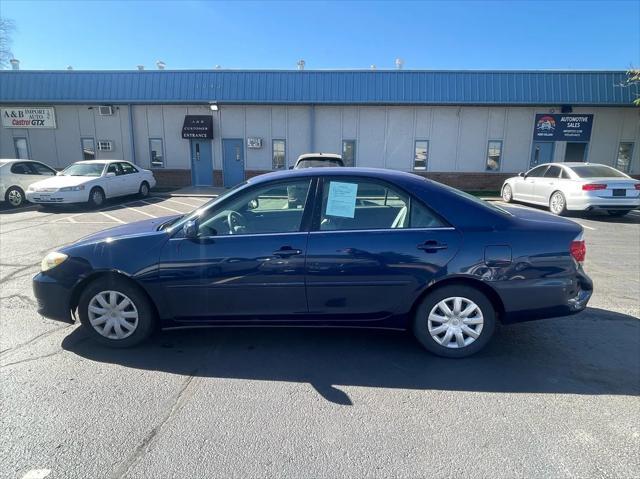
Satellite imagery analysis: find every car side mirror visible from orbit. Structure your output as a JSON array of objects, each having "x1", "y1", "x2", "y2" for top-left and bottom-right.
[
  {"x1": 106, "y1": 172, "x2": 116, "y2": 177},
  {"x1": 247, "y1": 199, "x2": 259, "y2": 210},
  {"x1": 56, "y1": 171, "x2": 63, "y2": 176},
  {"x1": 517, "y1": 172, "x2": 524, "y2": 177},
  {"x1": 183, "y1": 219, "x2": 198, "y2": 239}
]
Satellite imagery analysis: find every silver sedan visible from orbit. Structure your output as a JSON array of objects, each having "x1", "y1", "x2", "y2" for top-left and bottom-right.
[{"x1": 501, "y1": 163, "x2": 640, "y2": 216}]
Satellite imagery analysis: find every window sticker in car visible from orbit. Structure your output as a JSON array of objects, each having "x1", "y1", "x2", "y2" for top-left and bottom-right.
[{"x1": 326, "y1": 181, "x2": 358, "y2": 218}]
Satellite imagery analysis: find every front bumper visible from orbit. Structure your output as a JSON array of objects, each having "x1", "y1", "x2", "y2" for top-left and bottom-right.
[
  {"x1": 32, "y1": 272, "x2": 74, "y2": 323},
  {"x1": 26, "y1": 190, "x2": 89, "y2": 204}
]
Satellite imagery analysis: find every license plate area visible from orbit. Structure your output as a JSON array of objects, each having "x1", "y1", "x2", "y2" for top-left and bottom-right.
[{"x1": 612, "y1": 189, "x2": 626, "y2": 197}]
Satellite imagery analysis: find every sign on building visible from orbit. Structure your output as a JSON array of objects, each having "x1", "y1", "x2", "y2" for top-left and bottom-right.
[
  {"x1": 181, "y1": 115, "x2": 213, "y2": 139},
  {"x1": 533, "y1": 113, "x2": 593, "y2": 141},
  {"x1": 2, "y1": 107, "x2": 57, "y2": 129}
]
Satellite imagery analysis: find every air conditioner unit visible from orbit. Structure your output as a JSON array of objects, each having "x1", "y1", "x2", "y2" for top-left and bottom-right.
[
  {"x1": 98, "y1": 105, "x2": 114, "y2": 116},
  {"x1": 97, "y1": 140, "x2": 113, "y2": 152}
]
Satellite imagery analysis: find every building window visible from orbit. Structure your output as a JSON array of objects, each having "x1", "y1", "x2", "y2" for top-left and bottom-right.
[
  {"x1": 13, "y1": 137, "x2": 29, "y2": 159},
  {"x1": 486, "y1": 140, "x2": 503, "y2": 171},
  {"x1": 616, "y1": 142, "x2": 634, "y2": 173},
  {"x1": 81, "y1": 138, "x2": 95, "y2": 161},
  {"x1": 272, "y1": 139, "x2": 286, "y2": 170},
  {"x1": 342, "y1": 140, "x2": 356, "y2": 167},
  {"x1": 414, "y1": 140, "x2": 428, "y2": 170},
  {"x1": 150, "y1": 138, "x2": 164, "y2": 168}
]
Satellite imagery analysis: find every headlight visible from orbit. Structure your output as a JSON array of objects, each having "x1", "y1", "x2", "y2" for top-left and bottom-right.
[
  {"x1": 41, "y1": 252, "x2": 68, "y2": 272},
  {"x1": 59, "y1": 185, "x2": 85, "y2": 192}
]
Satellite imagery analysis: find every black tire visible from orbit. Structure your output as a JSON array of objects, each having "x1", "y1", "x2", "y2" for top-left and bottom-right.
[
  {"x1": 5, "y1": 186, "x2": 25, "y2": 208},
  {"x1": 88, "y1": 187, "x2": 105, "y2": 208},
  {"x1": 139, "y1": 181, "x2": 150, "y2": 198},
  {"x1": 501, "y1": 184, "x2": 513, "y2": 203},
  {"x1": 549, "y1": 191, "x2": 567, "y2": 216},
  {"x1": 78, "y1": 276, "x2": 156, "y2": 348},
  {"x1": 412, "y1": 285, "x2": 496, "y2": 358},
  {"x1": 607, "y1": 210, "x2": 630, "y2": 217}
]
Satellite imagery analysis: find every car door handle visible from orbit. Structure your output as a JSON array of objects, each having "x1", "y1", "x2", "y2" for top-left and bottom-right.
[
  {"x1": 417, "y1": 241, "x2": 448, "y2": 252},
  {"x1": 273, "y1": 247, "x2": 302, "y2": 257}
]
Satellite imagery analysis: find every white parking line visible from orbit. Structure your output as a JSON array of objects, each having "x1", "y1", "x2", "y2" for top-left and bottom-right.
[
  {"x1": 126, "y1": 207, "x2": 157, "y2": 218},
  {"x1": 139, "y1": 200, "x2": 184, "y2": 214},
  {"x1": 576, "y1": 222, "x2": 596, "y2": 231},
  {"x1": 100, "y1": 211, "x2": 125, "y2": 224},
  {"x1": 164, "y1": 198, "x2": 205, "y2": 208}
]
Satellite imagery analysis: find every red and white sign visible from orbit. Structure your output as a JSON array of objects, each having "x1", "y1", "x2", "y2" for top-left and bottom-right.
[{"x1": 2, "y1": 107, "x2": 57, "y2": 129}]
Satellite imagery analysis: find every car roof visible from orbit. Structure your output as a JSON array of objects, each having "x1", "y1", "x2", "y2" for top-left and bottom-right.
[
  {"x1": 73, "y1": 159, "x2": 121, "y2": 164},
  {"x1": 534, "y1": 162, "x2": 611, "y2": 168},
  {"x1": 248, "y1": 167, "x2": 424, "y2": 184},
  {"x1": 296, "y1": 153, "x2": 342, "y2": 160}
]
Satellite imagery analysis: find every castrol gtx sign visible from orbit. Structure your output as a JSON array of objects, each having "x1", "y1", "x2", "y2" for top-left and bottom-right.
[{"x1": 2, "y1": 107, "x2": 57, "y2": 128}]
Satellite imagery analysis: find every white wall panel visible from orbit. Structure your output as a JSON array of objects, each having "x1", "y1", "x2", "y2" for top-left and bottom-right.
[
  {"x1": 287, "y1": 107, "x2": 311, "y2": 162},
  {"x1": 457, "y1": 107, "x2": 488, "y2": 172},
  {"x1": 429, "y1": 107, "x2": 459, "y2": 171},
  {"x1": 503, "y1": 108, "x2": 535, "y2": 172},
  {"x1": 357, "y1": 107, "x2": 386, "y2": 168},
  {"x1": 245, "y1": 106, "x2": 271, "y2": 170},
  {"x1": 385, "y1": 107, "x2": 413, "y2": 170},
  {"x1": 315, "y1": 107, "x2": 341, "y2": 154}
]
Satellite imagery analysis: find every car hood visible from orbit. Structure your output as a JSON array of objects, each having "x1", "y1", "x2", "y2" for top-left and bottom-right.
[
  {"x1": 502, "y1": 206, "x2": 581, "y2": 232},
  {"x1": 30, "y1": 175, "x2": 98, "y2": 188},
  {"x1": 70, "y1": 215, "x2": 181, "y2": 247}
]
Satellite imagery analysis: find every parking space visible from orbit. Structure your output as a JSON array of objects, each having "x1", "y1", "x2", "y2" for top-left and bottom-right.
[{"x1": 1, "y1": 195, "x2": 639, "y2": 478}]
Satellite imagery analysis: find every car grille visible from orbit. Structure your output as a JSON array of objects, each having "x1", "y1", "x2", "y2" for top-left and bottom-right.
[{"x1": 34, "y1": 187, "x2": 58, "y2": 192}]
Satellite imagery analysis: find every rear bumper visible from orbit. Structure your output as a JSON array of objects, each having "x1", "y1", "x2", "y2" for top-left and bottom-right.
[
  {"x1": 32, "y1": 273, "x2": 74, "y2": 323},
  {"x1": 567, "y1": 195, "x2": 640, "y2": 211},
  {"x1": 494, "y1": 268, "x2": 593, "y2": 323}
]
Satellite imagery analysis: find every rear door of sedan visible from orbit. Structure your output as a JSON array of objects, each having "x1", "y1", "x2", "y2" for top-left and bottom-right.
[{"x1": 305, "y1": 176, "x2": 462, "y2": 320}]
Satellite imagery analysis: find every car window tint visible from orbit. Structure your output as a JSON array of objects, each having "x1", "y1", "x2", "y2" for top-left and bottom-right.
[
  {"x1": 107, "y1": 163, "x2": 124, "y2": 175},
  {"x1": 30, "y1": 162, "x2": 56, "y2": 175},
  {"x1": 526, "y1": 165, "x2": 549, "y2": 178},
  {"x1": 197, "y1": 179, "x2": 312, "y2": 236},
  {"x1": 10, "y1": 162, "x2": 32, "y2": 175},
  {"x1": 319, "y1": 178, "x2": 444, "y2": 231},
  {"x1": 544, "y1": 166, "x2": 561, "y2": 178},
  {"x1": 560, "y1": 168, "x2": 571, "y2": 179},
  {"x1": 120, "y1": 162, "x2": 138, "y2": 174},
  {"x1": 570, "y1": 165, "x2": 628, "y2": 178}
]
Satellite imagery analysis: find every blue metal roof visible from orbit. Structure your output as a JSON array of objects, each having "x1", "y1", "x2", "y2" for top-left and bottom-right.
[{"x1": 0, "y1": 70, "x2": 636, "y2": 106}]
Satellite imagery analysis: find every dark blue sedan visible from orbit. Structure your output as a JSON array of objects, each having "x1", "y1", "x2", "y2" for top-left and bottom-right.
[{"x1": 33, "y1": 168, "x2": 593, "y2": 357}]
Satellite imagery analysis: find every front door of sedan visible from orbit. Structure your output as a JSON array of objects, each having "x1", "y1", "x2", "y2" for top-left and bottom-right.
[
  {"x1": 157, "y1": 178, "x2": 315, "y2": 321},
  {"x1": 305, "y1": 177, "x2": 462, "y2": 320},
  {"x1": 518, "y1": 165, "x2": 549, "y2": 202},
  {"x1": 118, "y1": 162, "x2": 142, "y2": 194},
  {"x1": 104, "y1": 163, "x2": 126, "y2": 197}
]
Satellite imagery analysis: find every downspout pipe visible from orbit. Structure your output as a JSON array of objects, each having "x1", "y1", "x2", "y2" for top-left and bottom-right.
[{"x1": 128, "y1": 104, "x2": 137, "y2": 165}]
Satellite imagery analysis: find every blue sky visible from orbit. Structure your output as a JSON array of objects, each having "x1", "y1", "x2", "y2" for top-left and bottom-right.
[{"x1": 2, "y1": 0, "x2": 639, "y2": 70}]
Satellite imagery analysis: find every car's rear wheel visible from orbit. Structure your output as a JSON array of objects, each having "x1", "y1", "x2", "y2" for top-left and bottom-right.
[
  {"x1": 139, "y1": 181, "x2": 150, "y2": 198},
  {"x1": 413, "y1": 285, "x2": 496, "y2": 358},
  {"x1": 607, "y1": 210, "x2": 630, "y2": 217},
  {"x1": 501, "y1": 184, "x2": 513, "y2": 203},
  {"x1": 78, "y1": 276, "x2": 155, "y2": 348},
  {"x1": 549, "y1": 191, "x2": 567, "y2": 216},
  {"x1": 88, "y1": 187, "x2": 105, "y2": 208},
  {"x1": 5, "y1": 186, "x2": 25, "y2": 208}
]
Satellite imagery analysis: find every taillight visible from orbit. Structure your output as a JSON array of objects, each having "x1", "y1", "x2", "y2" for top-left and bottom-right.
[
  {"x1": 570, "y1": 233, "x2": 586, "y2": 263},
  {"x1": 582, "y1": 183, "x2": 607, "y2": 191},
  {"x1": 634, "y1": 184, "x2": 640, "y2": 190}
]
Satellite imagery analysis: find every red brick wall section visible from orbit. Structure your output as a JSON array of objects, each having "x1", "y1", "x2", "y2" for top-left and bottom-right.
[{"x1": 151, "y1": 169, "x2": 191, "y2": 188}]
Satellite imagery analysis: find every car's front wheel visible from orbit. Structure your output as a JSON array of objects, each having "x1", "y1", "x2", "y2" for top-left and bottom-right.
[
  {"x1": 5, "y1": 186, "x2": 25, "y2": 208},
  {"x1": 413, "y1": 285, "x2": 496, "y2": 358},
  {"x1": 501, "y1": 184, "x2": 513, "y2": 203},
  {"x1": 78, "y1": 276, "x2": 156, "y2": 348},
  {"x1": 88, "y1": 187, "x2": 105, "y2": 208}
]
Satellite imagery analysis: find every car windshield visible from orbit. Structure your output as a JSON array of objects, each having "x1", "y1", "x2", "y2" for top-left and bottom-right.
[
  {"x1": 296, "y1": 158, "x2": 343, "y2": 168},
  {"x1": 569, "y1": 165, "x2": 628, "y2": 178},
  {"x1": 61, "y1": 163, "x2": 105, "y2": 177}
]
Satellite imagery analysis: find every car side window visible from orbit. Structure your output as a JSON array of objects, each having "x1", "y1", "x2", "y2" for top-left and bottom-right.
[
  {"x1": 560, "y1": 168, "x2": 571, "y2": 179},
  {"x1": 30, "y1": 162, "x2": 56, "y2": 175},
  {"x1": 10, "y1": 162, "x2": 32, "y2": 175},
  {"x1": 544, "y1": 166, "x2": 561, "y2": 178},
  {"x1": 120, "y1": 162, "x2": 138, "y2": 174},
  {"x1": 107, "y1": 164, "x2": 123, "y2": 176},
  {"x1": 319, "y1": 178, "x2": 445, "y2": 231},
  {"x1": 526, "y1": 165, "x2": 548, "y2": 178},
  {"x1": 196, "y1": 179, "x2": 313, "y2": 236}
]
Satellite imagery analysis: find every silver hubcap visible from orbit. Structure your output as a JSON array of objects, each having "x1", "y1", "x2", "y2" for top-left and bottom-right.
[
  {"x1": 141, "y1": 184, "x2": 148, "y2": 195},
  {"x1": 92, "y1": 190, "x2": 104, "y2": 205},
  {"x1": 428, "y1": 296, "x2": 484, "y2": 349},
  {"x1": 88, "y1": 290, "x2": 139, "y2": 340},
  {"x1": 8, "y1": 189, "x2": 22, "y2": 206},
  {"x1": 550, "y1": 193, "x2": 564, "y2": 213},
  {"x1": 502, "y1": 186, "x2": 511, "y2": 201}
]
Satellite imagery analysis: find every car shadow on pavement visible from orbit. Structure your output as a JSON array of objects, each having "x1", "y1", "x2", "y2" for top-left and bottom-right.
[
  {"x1": 61, "y1": 307, "x2": 639, "y2": 405},
  {"x1": 505, "y1": 201, "x2": 640, "y2": 224}
]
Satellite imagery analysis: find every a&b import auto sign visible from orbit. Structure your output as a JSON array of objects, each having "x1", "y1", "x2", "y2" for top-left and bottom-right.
[
  {"x1": 533, "y1": 113, "x2": 593, "y2": 141},
  {"x1": 2, "y1": 107, "x2": 57, "y2": 129}
]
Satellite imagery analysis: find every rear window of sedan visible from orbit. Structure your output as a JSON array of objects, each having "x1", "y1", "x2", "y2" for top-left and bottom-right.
[{"x1": 570, "y1": 165, "x2": 628, "y2": 178}]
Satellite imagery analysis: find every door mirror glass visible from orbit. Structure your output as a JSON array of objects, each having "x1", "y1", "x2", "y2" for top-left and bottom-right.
[
  {"x1": 247, "y1": 199, "x2": 259, "y2": 210},
  {"x1": 183, "y1": 219, "x2": 199, "y2": 239}
]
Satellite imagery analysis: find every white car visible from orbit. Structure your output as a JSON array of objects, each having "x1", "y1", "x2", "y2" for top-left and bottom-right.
[
  {"x1": 26, "y1": 160, "x2": 156, "y2": 208},
  {"x1": 501, "y1": 162, "x2": 640, "y2": 216},
  {"x1": 0, "y1": 159, "x2": 58, "y2": 208},
  {"x1": 293, "y1": 153, "x2": 344, "y2": 169}
]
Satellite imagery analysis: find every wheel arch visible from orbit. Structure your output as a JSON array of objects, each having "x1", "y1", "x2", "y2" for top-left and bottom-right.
[
  {"x1": 69, "y1": 270, "x2": 159, "y2": 322},
  {"x1": 410, "y1": 276, "x2": 506, "y2": 324}
]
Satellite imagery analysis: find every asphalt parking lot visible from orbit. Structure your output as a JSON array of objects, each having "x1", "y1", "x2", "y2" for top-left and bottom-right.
[{"x1": 1, "y1": 195, "x2": 639, "y2": 478}]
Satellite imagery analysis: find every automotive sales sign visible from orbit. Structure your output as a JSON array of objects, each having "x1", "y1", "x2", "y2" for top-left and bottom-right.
[
  {"x1": 533, "y1": 113, "x2": 593, "y2": 141},
  {"x1": 2, "y1": 107, "x2": 57, "y2": 129}
]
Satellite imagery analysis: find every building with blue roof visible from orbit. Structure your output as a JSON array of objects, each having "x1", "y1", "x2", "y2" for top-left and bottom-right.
[{"x1": 1, "y1": 69, "x2": 638, "y2": 188}]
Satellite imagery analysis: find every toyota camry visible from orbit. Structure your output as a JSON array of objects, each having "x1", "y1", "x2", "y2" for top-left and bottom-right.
[{"x1": 33, "y1": 168, "x2": 593, "y2": 357}]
